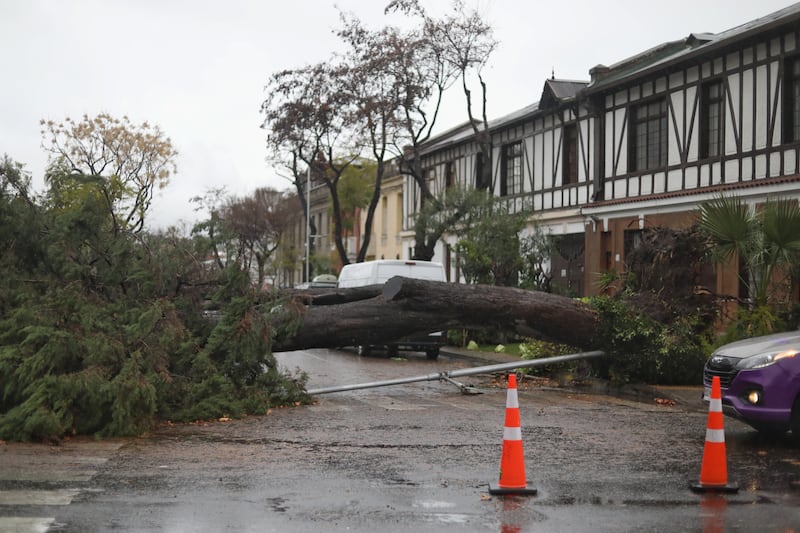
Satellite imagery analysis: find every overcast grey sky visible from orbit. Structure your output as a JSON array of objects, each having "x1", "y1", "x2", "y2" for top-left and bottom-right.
[{"x1": 1, "y1": 0, "x2": 796, "y2": 230}]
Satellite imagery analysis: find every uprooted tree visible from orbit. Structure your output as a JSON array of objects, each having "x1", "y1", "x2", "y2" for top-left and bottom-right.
[
  {"x1": 273, "y1": 277, "x2": 598, "y2": 352},
  {"x1": 273, "y1": 222, "x2": 720, "y2": 386}
]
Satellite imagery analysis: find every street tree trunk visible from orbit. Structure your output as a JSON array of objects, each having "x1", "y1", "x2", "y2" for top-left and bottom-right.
[{"x1": 272, "y1": 277, "x2": 599, "y2": 352}]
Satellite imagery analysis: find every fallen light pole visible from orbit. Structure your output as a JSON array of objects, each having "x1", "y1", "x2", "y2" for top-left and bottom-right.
[{"x1": 305, "y1": 350, "x2": 605, "y2": 395}]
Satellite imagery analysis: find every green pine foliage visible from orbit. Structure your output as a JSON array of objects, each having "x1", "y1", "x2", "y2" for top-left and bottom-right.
[{"x1": 0, "y1": 162, "x2": 308, "y2": 442}]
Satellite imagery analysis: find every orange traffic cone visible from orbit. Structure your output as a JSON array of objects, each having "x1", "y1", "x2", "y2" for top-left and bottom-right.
[
  {"x1": 488, "y1": 374, "x2": 537, "y2": 496},
  {"x1": 690, "y1": 375, "x2": 738, "y2": 493}
]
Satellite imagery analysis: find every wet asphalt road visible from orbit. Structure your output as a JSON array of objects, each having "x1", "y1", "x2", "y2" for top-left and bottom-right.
[{"x1": 1, "y1": 347, "x2": 800, "y2": 532}]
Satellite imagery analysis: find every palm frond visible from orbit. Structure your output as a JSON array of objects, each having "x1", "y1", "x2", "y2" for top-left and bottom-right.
[{"x1": 698, "y1": 195, "x2": 754, "y2": 262}]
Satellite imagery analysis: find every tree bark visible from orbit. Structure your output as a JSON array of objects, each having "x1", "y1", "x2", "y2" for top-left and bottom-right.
[{"x1": 272, "y1": 277, "x2": 598, "y2": 352}]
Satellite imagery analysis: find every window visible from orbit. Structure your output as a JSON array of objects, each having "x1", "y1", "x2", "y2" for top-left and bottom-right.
[
  {"x1": 445, "y1": 161, "x2": 455, "y2": 189},
  {"x1": 475, "y1": 151, "x2": 491, "y2": 190},
  {"x1": 700, "y1": 80, "x2": 724, "y2": 158},
  {"x1": 404, "y1": 177, "x2": 417, "y2": 230},
  {"x1": 501, "y1": 141, "x2": 523, "y2": 196},
  {"x1": 380, "y1": 196, "x2": 388, "y2": 237},
  {"x1": 562, "y1": 124, "x2": 579, "y2": 185},
  {"x1": 784, "y1": 55, "x2": 800, "y2": 143},
  {"x1": 396, "y1": 194, "x2": 403, "y2": 235},
  {"x1": 421, "y1": 168, "x2": 436, "y2": 208},
  {"x1": 629, "y1": 99, "x2": 667, "y2": 172}
]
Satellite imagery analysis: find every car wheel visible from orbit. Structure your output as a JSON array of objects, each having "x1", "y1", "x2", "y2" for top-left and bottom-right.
[
  {"x1": 425, "y1": 347, "x2": 439, "y2": 360},
  {"x1": 357, "y1": 345, "x2": 371, "y2": 357},
  {"x1": 791, "y1": 397, "x2": 800, "y2": 444}
]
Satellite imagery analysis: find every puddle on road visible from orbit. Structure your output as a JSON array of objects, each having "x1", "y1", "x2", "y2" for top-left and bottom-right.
[
  {"x1": 413, "y1": 499, "x2": 456, "y2": 509},
  {"x1": 413, "y1": 499, "x2": 471, "y2": 524}
]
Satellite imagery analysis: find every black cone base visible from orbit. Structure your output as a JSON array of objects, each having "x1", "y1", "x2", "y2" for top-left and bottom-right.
[
  {"x1": 689, "y1": 481, "x2": 739, "y2": 493},
  {"x1": 488, "y1": 482, "x2": 538, "y2": 496}
]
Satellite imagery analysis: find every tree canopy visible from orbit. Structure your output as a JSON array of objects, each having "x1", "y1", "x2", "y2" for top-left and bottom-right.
[
  {"x1": 261, "y1": 0, "x2": 499, "y2": 265},
  {"x1": 700, "y1": 194, "x2": 800, "y2": 336},
  {"x1": 41, "y1": 113, "x2": 178, "y2": 233},
  {"x1": 0, "y1": 148, "x2": 307, "y2": 443}
]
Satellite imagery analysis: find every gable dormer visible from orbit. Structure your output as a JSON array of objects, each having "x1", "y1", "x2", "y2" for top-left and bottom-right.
[{"x1": 539, "y1": 78, "x2": 588, "y2": 111}]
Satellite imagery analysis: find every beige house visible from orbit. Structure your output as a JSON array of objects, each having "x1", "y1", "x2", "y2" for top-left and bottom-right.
[
  {"x1": 280, "y1": 161, "x2": 406, "y2": 284},
  {"x1": 365, "y1": 162, "x2": 404, "y2": 262}
]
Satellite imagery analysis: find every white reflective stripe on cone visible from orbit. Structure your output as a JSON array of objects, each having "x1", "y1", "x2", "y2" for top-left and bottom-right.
[
  {"x1": 503, "y1": 426, "x2": 522, "y2": 441},
  {"x1": 705, "y1": 428, "x2": 725, "y2": 443},
  {"x1": 710, "y1": 398, "x2": 722, "y2": 411},
  {"x1": 506, "y1": 393, "x2": 519, "y2": 409}
]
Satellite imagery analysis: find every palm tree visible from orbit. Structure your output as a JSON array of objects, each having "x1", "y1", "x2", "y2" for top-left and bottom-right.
[{"x1": 699, "y1": 194, "x2": 800, "y2": 311}]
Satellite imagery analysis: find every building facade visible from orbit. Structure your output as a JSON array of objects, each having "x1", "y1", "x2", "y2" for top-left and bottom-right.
[
  {"x1": 402, "y1": 3, "x2": 800, "y2": 297},
  {"x1": 282, "y1": 162, "x2": 407, "y2": 285},
  {"x1": 368, "y1": 161, "x2": 405, "y2": 262}
]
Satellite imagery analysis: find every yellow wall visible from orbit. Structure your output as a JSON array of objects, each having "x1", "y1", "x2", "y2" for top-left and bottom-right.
[{"x1": 369, "y1": 172, "x2": 404, "y2": 261}]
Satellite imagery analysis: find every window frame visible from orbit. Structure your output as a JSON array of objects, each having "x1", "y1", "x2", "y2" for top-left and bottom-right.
[
  {"x1": 562, "y1": 123, "x2": 579, "y2": 185},
  {"x1": 380, "y1": 195, "x2": 388, "y2": 237},
  {"x1": 474, "y1": 151, "x2": 486, "y2": 190},
  {"x1": 500, "y1": 140, "x2": 523, "y2": 197},
  {"x1": 699, "y1": 79, "x2": 725, "y2": 159},
  {"x1": 628, "y1": 98, "x2": 668, "y2": 172},
  {"x1": 784, "y1": 54, "x2": 800, "y2": 144},
  {"x1": 444, "y1": 160, "x2": 455, "y2": 189}
]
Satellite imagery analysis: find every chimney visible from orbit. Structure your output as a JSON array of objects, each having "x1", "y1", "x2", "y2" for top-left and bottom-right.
[{"x1": 589, "y1": 64, "x2": 610, "y2": 83}]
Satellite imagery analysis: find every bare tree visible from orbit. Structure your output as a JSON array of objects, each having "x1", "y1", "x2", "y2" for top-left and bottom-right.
[
  {"x1": 337, "y1": 17, "x2": 405, "y2": 262},
  {"x1": 262, "y1": 63, "x2": 361, "y2": 268},
  {"x1": 222, "y1": 187, "x2": 296, "y2": 285},
  {"x1": 262, "y1": 2, "x2": 497, "y2": 265},
  {"x1": 385, "y1": 0, "x2": 497, "y2": 260},
  {"x1": 190, "y1": 186, "x2": 231, "y2": 271},
  {"x1": 40, "y1": 113, "x2": 178, "y2": 234},
  {"x1": 428, "y1": 1, "x2": 497, "y2": 191}
]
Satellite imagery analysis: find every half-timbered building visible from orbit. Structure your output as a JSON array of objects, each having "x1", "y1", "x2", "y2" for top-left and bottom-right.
[{"x1": 401, "y1": 2, "x2": 800, "y2": 298}]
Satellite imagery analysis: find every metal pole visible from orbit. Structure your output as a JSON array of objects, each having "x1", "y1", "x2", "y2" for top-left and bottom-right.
[
  {"x1": 305, "y1": 164, "x2": 310, "y2": 283},
  {"x1": 445, "y1": 351, "x2": 604, "y2": 379},
  {"x1": 306, "y1": 350, "x2": 604, "y2": 395},
  {"x1": 307, "y1": 372, "x2": 445, "y2": 395}
]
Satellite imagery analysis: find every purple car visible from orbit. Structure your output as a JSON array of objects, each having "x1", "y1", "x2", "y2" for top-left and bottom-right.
[{"x1": 703, "y1": 330, "x2": 800, "y2": 440}]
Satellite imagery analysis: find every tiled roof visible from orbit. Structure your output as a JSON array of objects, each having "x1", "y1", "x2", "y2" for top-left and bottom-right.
[
  {"x1": 418, "y1": 120, "x2": 481, "y2": 154},
  {"x1": 587, "y1": 3, "x2": 800, "y2": 92}
]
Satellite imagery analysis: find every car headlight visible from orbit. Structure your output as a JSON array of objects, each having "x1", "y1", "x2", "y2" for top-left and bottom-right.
[{"x1": 736, "y1": 349, "x2": 798, "y2": 369}]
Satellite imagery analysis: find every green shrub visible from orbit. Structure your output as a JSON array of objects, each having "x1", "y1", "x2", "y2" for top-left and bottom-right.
[
  {"x1": 518, "y1": 339, "x2": 578, "y2": 377},
  {"x1": 717, "y1": 305, "x2": 785, "y2": 346},
  {"x1": 591, "y1": 296, "x2": 708, "y2": 385}
]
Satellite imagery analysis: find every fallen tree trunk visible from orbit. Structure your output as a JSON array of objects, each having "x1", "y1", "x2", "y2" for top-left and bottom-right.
[
  {"x1": 281, "y1": 285, "x2": 383, "y2": 306},
  {"x1": 272, "y1": 277, "x2": 598, "y2": 352}
]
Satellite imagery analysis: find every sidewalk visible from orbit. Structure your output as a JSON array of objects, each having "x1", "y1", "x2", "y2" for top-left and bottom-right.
[
  {"x1": 441, "y1": 345, "x2": 705, "y2": 412},
  {"x1": 440, "y1": 344, "x2": 523, "y2": 365}
]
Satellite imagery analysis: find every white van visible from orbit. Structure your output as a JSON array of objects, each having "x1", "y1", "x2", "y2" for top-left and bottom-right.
[
  {"x1": 338, "y1": 259, "x2": 446, "y2": 287},
  {"x1": 337, "y1": 260, "x2": 447, "y2": 359}
]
